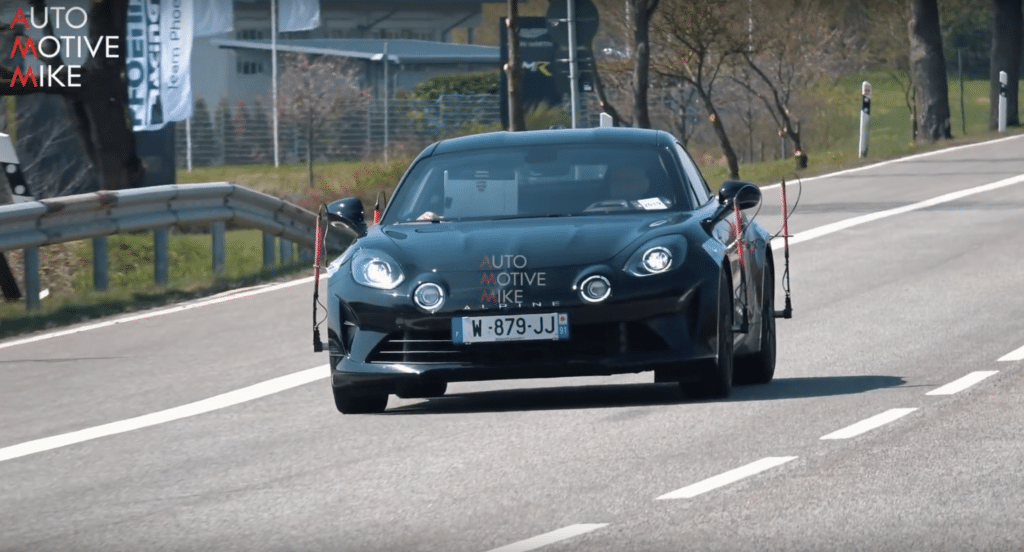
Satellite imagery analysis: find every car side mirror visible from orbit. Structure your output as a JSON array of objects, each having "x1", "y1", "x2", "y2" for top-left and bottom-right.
[
  {"x1": 718, "y1": 180, "x2": 762, "y2": 210},
  {"x1": 326, "y1": 197, "x2": 367, "y2": 238},
  {"x1": 702, "y1": 180, "x2": 762, "y2": 232}
]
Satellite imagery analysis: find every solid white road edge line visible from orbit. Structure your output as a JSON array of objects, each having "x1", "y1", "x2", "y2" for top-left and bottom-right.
[
  {"x1": 482, "y1": 524, "x2": 608, "y2": 552},
  {"x1": 771, "y1": 173, "x2": 1024, "y2": 251},
  {"x1": 656, "y1": 456, "x2": 798, "y2": 500},
  {"x1": 760, "y1": 132, "x2": 1024, "y2": 190},
  {"x1": 0, "y1": 364, "x2": 329, "y2": 464},
  {"x1": 998, "y1": 343, "x2": 1024, "y2": 362},
  {"x1": 926, "y1": 371, "x2": 999, "y2": 395},
  {"x1": 820, "y1": 408, "x2": 918, "y2": 440},
  {"x1": 0, "y1": 276, "x2": 315, "y2": 352}
]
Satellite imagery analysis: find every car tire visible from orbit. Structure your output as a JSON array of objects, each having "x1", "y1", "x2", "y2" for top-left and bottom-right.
[
  {"x1": 681, "y1": 267, "x2": 734, "y2": 399},
  {"x1": 734, "y1": 268, "x2": 776, "y2": 385},
  {"x1": 395, "y1": 380, "x2": 448, "y2": 399},
  {"x1": 332, "y1": 386, "x2": 388, "y2": 414}
]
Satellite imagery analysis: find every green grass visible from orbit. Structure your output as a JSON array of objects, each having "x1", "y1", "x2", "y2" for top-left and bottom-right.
[
  {"x1": 702, "y1": 73, "x2": 1024, "y2": 186},
  {"x1": 0, "y1": 229, "x2": 310, "y2": 340}
]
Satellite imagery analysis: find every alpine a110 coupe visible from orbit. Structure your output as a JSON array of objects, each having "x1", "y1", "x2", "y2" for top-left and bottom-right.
[{"x1": 319, "y1": 127, "x2": 782, "y2": 414}]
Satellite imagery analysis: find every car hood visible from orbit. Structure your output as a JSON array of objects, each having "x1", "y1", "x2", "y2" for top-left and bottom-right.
[{"x1": 378, "y1": 214, "x2": 690, "y2": 271}]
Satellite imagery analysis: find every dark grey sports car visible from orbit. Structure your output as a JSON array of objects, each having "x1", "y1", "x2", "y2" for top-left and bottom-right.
[{"x1": 320, "y1": 127, "x2": 779, "y2": 414}]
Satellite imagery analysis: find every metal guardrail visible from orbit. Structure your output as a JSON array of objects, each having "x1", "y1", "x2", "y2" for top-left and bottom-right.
[{"x1": 0, "y1": 182, "x2": 352, "y2": 310}]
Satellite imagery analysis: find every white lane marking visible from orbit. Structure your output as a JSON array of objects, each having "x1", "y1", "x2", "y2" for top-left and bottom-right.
[
  {"x1": 761, "y1": 132, "x2": 1024, "y2": 190},
  {"x1": 483, "y1": 524, "x2": 608, "y2": 552},
  {"x1": 655, "y1": 456, "x2": 797, "y2": 500},
  {"x1": 820, "y1": 408, "x2": 918, "y2": 440},
  {"x1": 0, "y1": 365, "x2": 329, "y2": 463},
  {"x1": 0, "y1": 276, "x2": 315, "y2": 351},
  {"x1": 926, "y1": 371, "x2": 999, "y2": 395},
  {"x1": 772, "y1": 173, "x2": 1024, "y2": 251},
  {"x1": 998, "y1": 343, "x2": 1024, "y2": 362}
]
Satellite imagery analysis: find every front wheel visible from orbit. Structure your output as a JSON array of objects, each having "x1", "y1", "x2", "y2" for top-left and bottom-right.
[
  {"x1": 681, "y1": 268, "x2": 734, "y2": 399},
  {"x1": 333, "y1": 386, "x2": 388, "y2": 414},
  {"x1": 734, "y1": 268, "x2": 776, "y2": 385}
]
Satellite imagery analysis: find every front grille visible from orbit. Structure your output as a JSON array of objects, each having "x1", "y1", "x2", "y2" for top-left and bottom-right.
[{"x1": 366, "y1": 322, "x2": 668, "y2": 364}]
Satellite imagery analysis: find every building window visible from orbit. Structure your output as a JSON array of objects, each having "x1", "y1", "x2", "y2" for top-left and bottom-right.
[
  {"x1": 237, "y1": 29, "x2": 266, "y2": 40},
  {"x1": 237, "y1": 61, "x2": 265, "y2": 75}
]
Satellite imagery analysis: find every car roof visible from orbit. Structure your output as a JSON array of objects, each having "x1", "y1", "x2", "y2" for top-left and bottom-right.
[{"x1": 430, "y1": 127, "x2": 672, "y2": 155}]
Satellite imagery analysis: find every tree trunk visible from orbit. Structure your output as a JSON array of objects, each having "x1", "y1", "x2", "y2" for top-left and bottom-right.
[
  {"x1": 631, "y1": 0, "x2": 659, "y2": 128},
  {"x1": 506, "y1": 0, "x2": 526, "y2": 131},
  {"x1": 699, "y1": 93, "x2": 740, "y2": 180},
  {"x1": 989, "y1": 0, "x2": 1022, "y2": 128},
  {"x1": 908, "y1": 0, "x2": 953, "y2": 142},
  {"x1": 0, "y1": 0, "x2": 144, "y2": 190}
]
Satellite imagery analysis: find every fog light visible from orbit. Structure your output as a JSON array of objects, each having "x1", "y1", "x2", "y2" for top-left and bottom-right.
[
  {"x1": 580, "y1": 275, "x2": 611, "y2": 303},
  {"x1": 414, "y1": 283, "x2": 445, "y2": 312}
]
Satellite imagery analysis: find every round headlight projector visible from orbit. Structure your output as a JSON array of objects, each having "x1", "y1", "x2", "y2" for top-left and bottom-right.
[
  {"x1": 414, "y1": 282, "x2": 445, "y2": 312},
  {"x1": 579, "y1": 275, "x2": 612, "y2": 303},
  {"x1": 642, "y1": 246, "x2": 672, "y2": 274}
]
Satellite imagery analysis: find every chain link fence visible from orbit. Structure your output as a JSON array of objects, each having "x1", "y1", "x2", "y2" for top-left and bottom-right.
[{"x1": 176, "y1": 94, "x2": 506, "y2": 167}]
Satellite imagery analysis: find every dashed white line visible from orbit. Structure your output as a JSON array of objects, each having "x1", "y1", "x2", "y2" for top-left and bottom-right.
[
  {"x1": 483, "y1": 524, "x2": 608, "y2": 552},
  {"x1": 926, "y1": 371, "x2": 999, "y2": 395},
  {"x1": 0, "y1": 364, "x2": 329, "y2": 463},
  {"x1": 820, "y1": 408, "x2": 918, "y2": 440},
  {"x1": 998, "y1": 343, "x2": 1024, "y2": 362},
  {"x1": 656, "y1": 456, "x2": 798, "y2": 500}
]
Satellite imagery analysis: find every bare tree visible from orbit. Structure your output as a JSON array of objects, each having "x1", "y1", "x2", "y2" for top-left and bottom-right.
[
  {"x1": 13, "y1": 95, "x2": 96, "y2": 197},
  {"x1": 628, "y1": 0, "x2": 660, "y2": 128},
  {"x1": 652, "y1": 0, "x2": 747, "y2": 179},
  {"x1": 0, "y1": 0, "x2": 144, "y2": 190},
  {"x1": 989, "y1": 0, "x2": 1022, "y2": 128},
  {"x1": 909, "y1": 0, "x2": 953, "y2": 141},
  {"x1": 277, "y1": 53, "x2": 366, "y2": 188},
  {"x1": 733, "y1": 0, "x2": 854, "y2": 165}
]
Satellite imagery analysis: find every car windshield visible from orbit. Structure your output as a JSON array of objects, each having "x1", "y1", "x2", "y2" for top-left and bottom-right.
[{"x1": 382, "y1": 143, "x2": 691, "y2": 223}]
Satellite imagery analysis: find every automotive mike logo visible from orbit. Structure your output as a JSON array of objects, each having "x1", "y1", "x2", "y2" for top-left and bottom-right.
[
  {"x1": 7, "y1": 6, "x2": 120, "y2": 88},
  {"x1": 477, "y1": 255, "x2": 551, "y2": 308}
]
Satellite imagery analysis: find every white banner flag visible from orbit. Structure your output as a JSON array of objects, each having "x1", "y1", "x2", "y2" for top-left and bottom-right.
[
  {"x1": 278, "y1": 0, "x2": 320, "y2": 32},
  {"x1": 127, "y1": 0, "x2": 194, "y2": 131},
  {"x1": 194, "y1": 2, "x2": 233, "y2": 37}
]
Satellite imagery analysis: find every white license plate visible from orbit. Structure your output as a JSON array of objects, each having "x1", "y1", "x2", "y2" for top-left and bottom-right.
[{"x1": 452, "y1": 312, "x2": 570, "y2": 344}]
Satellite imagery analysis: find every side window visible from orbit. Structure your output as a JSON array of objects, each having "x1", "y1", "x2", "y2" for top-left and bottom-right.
[{"x1": 674, "y1": 142, "x2": 712, "y2": 205}]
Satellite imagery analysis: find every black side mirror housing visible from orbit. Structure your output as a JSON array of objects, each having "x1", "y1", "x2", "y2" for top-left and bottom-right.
[
  {"x1": 327, "y1": 197, "x2": 367, "y2": 238},
  {"x1": 702, "y1": 180, "x2": 762, "y2": 232},
  {"x1": 718, "y1": 180, "x2": 762, "y2": 210}
]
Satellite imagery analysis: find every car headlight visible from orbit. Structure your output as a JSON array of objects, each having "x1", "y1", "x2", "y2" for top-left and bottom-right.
[
  {"x1": 352, "y1": 250, "x2": 405, "y2": 289},
  {"x1": 625, "y1": 237, "x2": 686, "y2": 277}
]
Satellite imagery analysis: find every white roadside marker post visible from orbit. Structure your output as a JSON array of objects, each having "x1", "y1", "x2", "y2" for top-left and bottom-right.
[
  {"x1": 859, "y1": 81, "x2": 871, "y2": 158},
  {"x1": 998, "y1": 71, "x2": 1008, "y2": 133}
]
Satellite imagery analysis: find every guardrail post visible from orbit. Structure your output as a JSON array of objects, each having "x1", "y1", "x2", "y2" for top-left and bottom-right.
[
  {"x1": 24, "y1": 247, "x2": 39, "y2": 311},
  {"x1": 262, "y1": 232, "x2": 276, "y2": 268},
  {"x1": 92, "y1": 236, "x2": 108, "y2": 291},
  {"x1": 212, "y1": 221, "x2": 226, "y2": 274},
  {"x1": 281, "y1": 239, "x2": 294, "y2": 266},
  {"x1": 154, "y1": 228, "x2": 169, "y2": 285}
]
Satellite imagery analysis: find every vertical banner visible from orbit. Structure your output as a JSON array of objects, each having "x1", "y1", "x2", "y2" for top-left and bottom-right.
[
  {"x1": 127, "y1": 0, "x2": 194, "y2": 131},
  {"x1": 278, "y1": 0, "x2": 321, "y2": 33},
  {"x1": 194, "y1": 2, "x2": 233, "y2": 37}
]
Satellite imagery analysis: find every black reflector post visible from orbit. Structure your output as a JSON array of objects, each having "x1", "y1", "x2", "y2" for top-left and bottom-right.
[{"x1": 0, "y1": 253, "x2": 20, "y2": 301}]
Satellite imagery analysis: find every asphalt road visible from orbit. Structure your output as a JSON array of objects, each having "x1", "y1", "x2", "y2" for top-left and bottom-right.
[{"x1": 2, "y1": 134, "x2": 1024, "y2": 552}]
